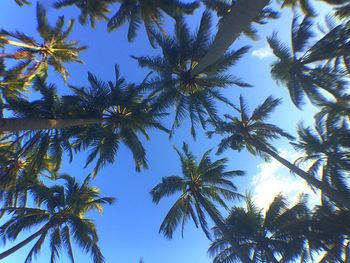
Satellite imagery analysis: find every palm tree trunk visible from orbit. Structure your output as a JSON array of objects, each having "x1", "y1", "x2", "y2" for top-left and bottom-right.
[
  {"x1": 190, "y1": 0, "x2": 270, "y2": 76},
  {"x1": 0, "y1": 118, "x2": 102, "y2": 133},
  {"x1": 195, "y1": 193, "x2": 253, "y2": 263},
  {"x1": 250, "y1": 139, "x2": 350, "y2": 210},
  {"x1": 0, "y1": 222, "x2": 51, "y2": 259}
]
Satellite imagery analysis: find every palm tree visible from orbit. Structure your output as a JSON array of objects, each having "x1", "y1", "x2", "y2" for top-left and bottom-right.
[
  {"x1": 267, "y1": 16, "x2": 347, "y2": 108},
  {"x1": 1, "y1": 66, "x2": 168, "y2": 174},
  {"x1": 208, "y1": 194, "x2": 310, "y2": 263},
  {"x1": 62, "y1": 66, "x2": 169, "y2": 174},
  {"x1": 292, "y1": 122, "x2": 350, "y2": 201},
  {"x1": 2, "y1": 77, "x2": 77, "y2": 180},
  {"x1": 207, "y1": 95, "x2": 350, "y2": 209},
  {"x1": 0, "y1": 174, "x2": 115, "y2": 262},
  {"x1": 0, "y1": 3, "x2": 86, "y2": 87},
  {"x1": 150, "y1": 142, "x2": 251, "y2": 262},
  {"x1": 53, "y1": 0, "x2": 118, "y2": 28},
  {"x1": 134, "y1": 12, "x2": 251, "y2": 138},
  {"x1": 302, "y1": 202, "x2": 350, "y2": 262},
  {"x1": 107, "y1": 0, "x2": 198, "y2": 46}
]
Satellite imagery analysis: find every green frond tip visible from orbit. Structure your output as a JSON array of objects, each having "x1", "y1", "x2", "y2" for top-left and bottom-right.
[{"x1": 15, "y1": 0, "x2": 31, "y2": 6}]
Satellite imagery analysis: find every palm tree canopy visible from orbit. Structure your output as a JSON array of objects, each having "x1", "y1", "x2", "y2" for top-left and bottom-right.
[
  {"x1": 54, "y1": 0, "x2": 118, "y2": 27},
  {"x1": 292, "y1": 122, "x2": 350, "y2": 196},
  {"x1": 0, "y1": 3, "x2": 86, "y2": 87},
  {"x1": 208, "y1": 194, "x2": 310, "y2": 263},
  {"x1": 107, "y1": 0, "x2": 198, "y2": 45},
  {"x1": 208, "y1": 96, "x2": 350, "y2": 210},
  {"x1": 305, "y1": 202, "x2": 350, "y2": 262},
  {"x1": 267, "y1": 15, "x2": 347, "y2": 108},
  {"x1": 134, "y1": 11, "x2": 251, "y2": 138},
  {"x1": 2, "y1": 65, "x2": 168, "y2": 176},
  {"x1": 0, "y1": 174, "x2": 115, "y2": 263},
  {"x1": 150, "y1": 142, "x2": 244, "y2": 239},
  {"x1": 0, "y1": 80, "x2": 74, "y2": 211},
  {"x1": 64, "y1": 65, "x2": 169, "y2": 175},
  {"x1": 208, "y1": 95, "x2": 294, "y2": 161}
]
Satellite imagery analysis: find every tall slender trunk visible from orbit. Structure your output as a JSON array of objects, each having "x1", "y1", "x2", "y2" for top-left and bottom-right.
[
  {"x1": 191, "y1": 0, "x2": 270, "y2": 76},
  {"x1": 250, "y1": 139, "x2": 350, "y2": 210},
  {"x1": 0, "y1": 118, "x2": 101, "y2": 133},
  {"x1": 0, "y1": 222, "x2": 51, "y2": 260},
  {"x1": 195, "y1": 193, "x2": 253, "y2": 263}
]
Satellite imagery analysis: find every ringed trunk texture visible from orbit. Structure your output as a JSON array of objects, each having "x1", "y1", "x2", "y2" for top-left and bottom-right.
[
  {"x1": 191, "y1": 0, "x2": 270, "y2": 76},
  {"x1": 0, "y1": 118, "x2": 101, "y2": 133},
  {"x1": 195, "y1": 193, "x2": 253, "y2": 263},
  {"x1": 0, "y1": 223, "x2": 51, "y2": 260},
  {"x1": 251, "y1": 139, "x2": 350, "y2": 210}
]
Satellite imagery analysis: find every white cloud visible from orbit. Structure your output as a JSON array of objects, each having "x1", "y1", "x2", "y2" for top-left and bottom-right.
[
  {"x1": 250, "y1": 149, "x2": 320, "y2": 211},
  {"x1": 251, "y1": 46, "x2": 273, "y2": 60}
]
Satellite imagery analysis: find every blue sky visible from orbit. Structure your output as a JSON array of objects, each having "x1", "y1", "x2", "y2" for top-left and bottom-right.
[{"x1": 0, "y1": 1, "x2": 330, "y2": 262}]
